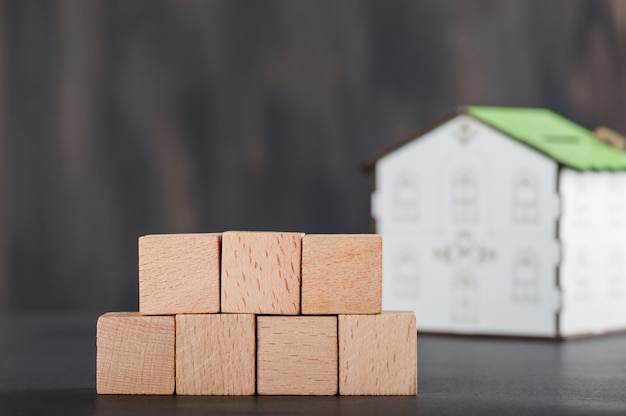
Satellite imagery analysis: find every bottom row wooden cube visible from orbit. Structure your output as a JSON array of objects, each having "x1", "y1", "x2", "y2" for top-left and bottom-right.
[
  {"x1": 96, "y1": 311, "x2": 416, "y2": 395},
  {"x1": 176, "y1": 313, "x2": 255, "y2": 395},
  {"x1": 96, "y1": 312, "x2": 175, "y2": 395},
  {"x1": 257, "y1": 316, "x2": 338, "y2": 395},
  {"x1": 339, "y1": 312, "x2": 417, "y2": 395}
]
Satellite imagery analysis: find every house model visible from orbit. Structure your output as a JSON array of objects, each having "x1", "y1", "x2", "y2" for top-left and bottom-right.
[{"x1": 364, "y1": 106, "x2": 626, "y2": 339}]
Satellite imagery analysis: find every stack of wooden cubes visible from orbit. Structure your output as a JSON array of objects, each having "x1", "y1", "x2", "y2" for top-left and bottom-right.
[{"x1": 96, "y1": 232, "x2": 417, "y2": 395}]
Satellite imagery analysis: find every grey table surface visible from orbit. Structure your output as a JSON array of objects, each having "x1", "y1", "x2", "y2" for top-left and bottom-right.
[{"x1": 1, "y1": 314, "x2": 625, "y2": 415}]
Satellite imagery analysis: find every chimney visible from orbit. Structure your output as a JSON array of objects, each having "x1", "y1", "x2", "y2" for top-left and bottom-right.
[{"x1": 594, "y1": 126, "x2": 626, "y2": 150}]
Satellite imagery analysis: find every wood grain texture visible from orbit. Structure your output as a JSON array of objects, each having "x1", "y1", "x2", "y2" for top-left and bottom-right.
[
  {"x1": 257, "y1": 316, "x2": 338, "y2": 395},
  {"x1": 339, "y1": 312, "x2": 417, "y2": 395},
  {"x1": 96, "y1": 312, "x2": 175, "y2": 395},
  {"x1": 176, "y1": 313, "x2": 255, "y2": 395},
  {"x1": 221, "y1": 231, "x2": 303, "y2": 314},
  {"x1": 139, "y1": 234, "x2": 221, "y2": 315},
  {"x1": 302, "y1": 234, "x2": 382, "y2": 315}
]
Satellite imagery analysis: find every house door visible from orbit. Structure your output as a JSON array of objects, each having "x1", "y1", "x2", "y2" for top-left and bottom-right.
[
  {"x1": 439, "y1": 156, "x2": 494, "y2": 328},
  {"x1": 452, "y1": 271, "x2": 478, "y2": 324}
]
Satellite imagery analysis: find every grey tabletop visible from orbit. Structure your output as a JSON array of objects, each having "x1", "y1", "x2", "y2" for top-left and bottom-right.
[{"x1": 1, "y1": 314, "x2": 625, "y2": 415}]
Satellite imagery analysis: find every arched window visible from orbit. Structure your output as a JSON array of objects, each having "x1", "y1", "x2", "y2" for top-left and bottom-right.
[
  {"x1": 393, "y1": 172, "x2": 419, "y2": 223},
  {"x1": 512, "y1": 173, "x2": 539, "y2": 224},
  {"x1": 393, "y1": 249, "x2": 419, "y2": 299},
  {"x1": 512, "y1": 250, "x2": 539, "y2": 303},
  {"x1": 607, "y1": 250, "x2": 623, "y2": 300},
  {"x1": 451, "y1": 167, "x2": 478, "y2": 224},
  {"x1": 572, "y1": 176, "x2": 590, "y2": 228},
  {"x1": 452, "y1": 271, "x2": 478, "y2": 324},
  {"x1": 572, "y1": 249, "x2": 590, "y2": 302},
  {"x1": 607, "y1": 175, "x2": 623, "y2": 227}
]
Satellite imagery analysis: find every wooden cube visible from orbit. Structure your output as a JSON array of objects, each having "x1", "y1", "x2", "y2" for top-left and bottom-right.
[
  {"x1": 338, "y1": 312, "x2": 417, "y2": 395},
  {"x1": 221, "y1": 231, "x2": 303, "y2": 315},
  {"x1": 96, "y1": 312, "x2": 175, "y2": 395},
  {"x1": 176, "y1": 313, "x2": 255, "y2": 395},
  {"x1": 139, "y1": 233, "x2": 221, "y2": 315},
  {"x1": 257, "y1": 316, "x2": 337, "y2": 395},
  {"x1": 301, "y1": 234, "x2": 382, "y2": 315}
]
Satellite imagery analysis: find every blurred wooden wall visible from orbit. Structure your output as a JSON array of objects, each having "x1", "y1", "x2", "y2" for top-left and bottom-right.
[{"x1": 0, "y1": 0, "x2": 624, "y2": 312}]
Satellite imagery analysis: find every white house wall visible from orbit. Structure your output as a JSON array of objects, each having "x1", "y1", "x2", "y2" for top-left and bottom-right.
[
  {"x1": 374, "y1": 115, "x2": 561, "y2": 337},
  {"x1": 559, "y1": 169, "x2": 626, "y2": 336}
]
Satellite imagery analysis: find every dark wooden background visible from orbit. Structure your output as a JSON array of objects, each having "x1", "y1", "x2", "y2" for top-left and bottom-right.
[{"x1": 0, "y1": 0, "x2": 624, "y2": 312}]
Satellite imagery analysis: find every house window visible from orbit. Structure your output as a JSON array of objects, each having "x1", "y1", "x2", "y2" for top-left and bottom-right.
[
  {"x1": 572, "y1": 176, "x2": 590, "y2": 228},
  {"x1": 607, "y1": 175, "x2": 623, "y2": 227},
  {"x1": 512, "y1": 250, "x2": 539, "y2": 303},
  {"x1": 607, "y1": 199, "x2": 622, "y2": 228},
  {"x1": 609, "y1": 174, "x2": 622, "y2": 192},
  {"x1": 607, "y1": 250, "x2": 623, "y2": 300},
  {"x1": 393, "y1": 172, "x2": 419, "y2": 223},
  {"x1": 393, "y1": 249, "x2": 419, "y2": 299},
  {"x1": 451, "y1": 167, "x2": 478, "y2": 224},
  {"x1": 452, "y1": 271, "x2": 478, "y2": 324},
  {"x1": 512, "y1": 173, "x2": 539, "y2": 224},
  {"x1": 572, "y1": 249, "x2": 590, "y2": 302}
]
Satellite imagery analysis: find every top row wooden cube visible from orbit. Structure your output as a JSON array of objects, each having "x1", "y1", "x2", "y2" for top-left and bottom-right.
[
  {"x1": 139, "y1": 231, "x2": 382, "y2": 316},
  {"x1": 301, "y1": 234, "x2": 382, "y2": 315},
  {"x1": 139, "y1": 233, "x2": 222, "y2": 315},
  {"x1": 221, "y1": 231, "x2": 304, "y2": 315}
]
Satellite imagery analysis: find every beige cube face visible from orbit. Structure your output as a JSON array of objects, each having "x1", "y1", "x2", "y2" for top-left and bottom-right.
[
  {"x1": 221, "y1": 231, "x2": 303, "y2": 315},
  {"x1": 176, "y1": 314, "x2": 256, "y2": 395},
  {"x1": 139, "y1": 234, "x2": 221, "y2": 315},
  {"x1": 302, "y1": 234, "x2": 382, "y2": 315},
  {"x1": 256, "y1": 316, "x2": 338, "y2": 395},
  {"x1": 339, "y1": 312, "x2": 417, "y2": 395},
  {"x1": 96, "y1": 313, "x2": 175, "y2": 395}
]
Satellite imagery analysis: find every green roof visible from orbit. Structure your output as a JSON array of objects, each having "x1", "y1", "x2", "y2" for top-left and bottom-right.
[{"x1": 467, "y1": 106, "x2": 626, "y2": 170}]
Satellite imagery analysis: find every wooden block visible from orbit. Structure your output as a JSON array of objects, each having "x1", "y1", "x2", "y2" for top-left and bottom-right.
[
  {"x1": 257, "y1": 316, "x2": 338, "y2": 395},
  {"x1": 301, "y1": 234, "x2": 382, "y2": 315},
  {"x1": 139, "y1": 233, "x2": 221, "y2": 315},
  {"x1": 96, "y1": 312, "x2": 175, "y2": 395},
  {"x1": 221, "y1": 231, "x2": 303, "y2": 314},
  {"x1": 176, "y1": 313, "x2": 256, "y2": 395},
  {"x1": 339, "y1": 312, "x2": 417, "y2": 395}
]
